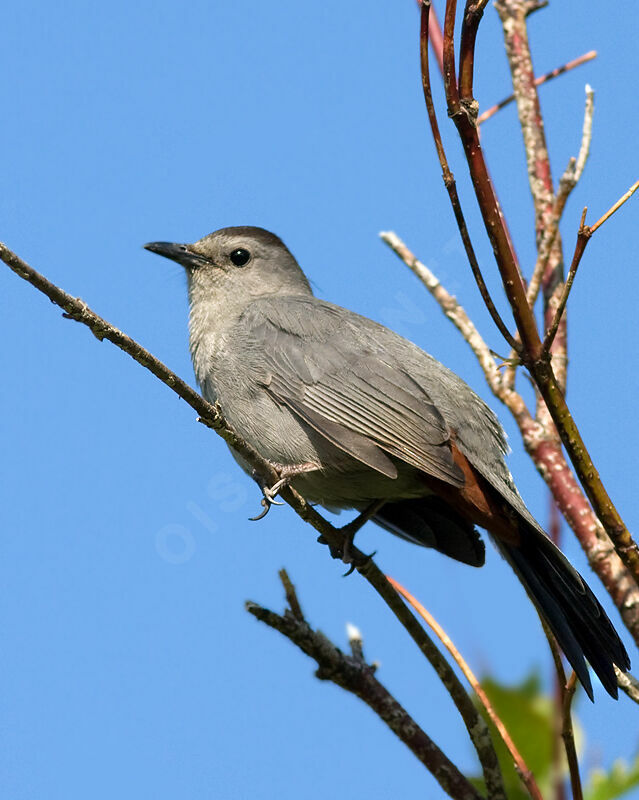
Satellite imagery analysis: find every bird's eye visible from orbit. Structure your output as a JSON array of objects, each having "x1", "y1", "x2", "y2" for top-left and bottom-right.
[{"x1": 229, "y1": 248, "x2": 251, "y2": 267}]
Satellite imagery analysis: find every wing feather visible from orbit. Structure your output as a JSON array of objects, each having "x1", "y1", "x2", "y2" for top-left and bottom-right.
[{"x1": 243, "y1": 298, "x2": 465, "y2": 486}]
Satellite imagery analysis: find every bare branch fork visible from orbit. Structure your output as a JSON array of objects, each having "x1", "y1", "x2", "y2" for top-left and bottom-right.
[
  {"x1": 417, "y1": 0, "x2": 639, "y2": 591},
  {"x1": 247, "y1": 570, "x2": 484, "y2": 800},
  {"x1": 0, "y1": 243, "x2": 508, "y2": 799},
  {"x1": 543, "y1": 176, "x2": 639, "y2": 351}
]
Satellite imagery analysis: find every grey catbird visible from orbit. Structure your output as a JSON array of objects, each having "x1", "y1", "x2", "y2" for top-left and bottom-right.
[{"x1": 145, "y1": 226, "x2": 629, "y2": 699}]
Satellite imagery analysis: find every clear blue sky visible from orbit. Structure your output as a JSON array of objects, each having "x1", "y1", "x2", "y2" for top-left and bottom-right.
[{"x1": 1, "y1": 2, "x2": 637, "y2": 798}]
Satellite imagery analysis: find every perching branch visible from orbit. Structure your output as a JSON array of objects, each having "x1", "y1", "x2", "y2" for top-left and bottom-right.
[
  {"x1": 246, "y1": 571, "x2": 483, "y2": 800},
  {"x1": 0, "y1": 242, "x2": 506, "y2": 799}
]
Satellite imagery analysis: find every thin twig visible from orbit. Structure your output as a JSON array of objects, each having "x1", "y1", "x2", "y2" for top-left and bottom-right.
[
  {"x1": 420, "y1": 2, "x2": 519, "y2": 351},
  {"x1": 388, "y1": 575, "x2": 544, "y2": 800},
  {"x1": 278, "y1": 568, "x2": 304, "y2": 621},
  {"x1": 459, "y1": 1, "x2": 491, "y2": 104},
  {"x1": 0, "y1": 242, "x2": 506, "y2": 798},
  {"x1": 424, "y1": 0, "x2": 445, "y2": 79},
  {"x1": 547, "y1": 635, "x2": 579, "y2": 800},
  {"x1": 543, "y1": 208, "x2": 588, "y2": 352},
  {"x1": 477, "y1": 51, "x2": 597, "y2": 124},
  {"x1": 359, "y1": 559, "x2": 506, "y2": 798},
  {"x1": 589, "y1": 177, "x2": 639, "y2": 234},
  {"x1": 247, "y1": 571, "x2": 484, "y2": 800},
  {"x1": 544, "y1": 177, "x2": 639, "y2": 352},
  {"x1": 529, "y1": 85, "x2": 595, "y2": 313},
  {"x1": 543, "y1": 625, "x2": 582, "y2": 800},
  {"x1": 546, "y1": 619, "x2": 568, "y2": 800},
  {"x1": 346, "y1": 622, "x2": 366, "y2": 663},
  {"x1": 380, "y1": 231, "x2": 501, "y2": 392},
  {"x1": 501, "y1": 83, "x2": 594, "y2": 394},
  {"x1": 615, "y1": 668, "x2": 639, "y2": 705},
  {"x1": 561, "y1": 674, "x2": 582, "y2": 800},
  {"x1": 443, "y1": 0, "x2": 540, "y2": 357},
  {"x1": 495, "y1": 0, "x2": 564, "y2": 351},
  {"x1": 573, "y1": 85, "x2": 595, "y2": 184}
]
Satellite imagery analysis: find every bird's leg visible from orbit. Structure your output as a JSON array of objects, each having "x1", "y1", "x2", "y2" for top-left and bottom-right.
[
  {"x1": 318, "y1": 499, "x2": 386, "y2": 574},
  {"x1": 249, "y1": 461, "x2": 320, "y2": 521}
]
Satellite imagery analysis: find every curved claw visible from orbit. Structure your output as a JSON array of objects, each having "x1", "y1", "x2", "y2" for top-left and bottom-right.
[
  {"x1": 249, "y1": 497, "x2": 271, "y2": 522},
  {"x1": 341, "y1": 549, "x2": 377, "y2": 577},
  {"x1": 248, "y1": 478, "x2": 287, "y2": 522},
  {"x1": 264, "y1": 477, "x2": 288, "y2": 503}
]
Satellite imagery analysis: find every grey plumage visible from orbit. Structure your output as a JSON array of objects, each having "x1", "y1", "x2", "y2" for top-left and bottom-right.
[{"x1": 145, "y1": 225, "x2": 630, "y2": 700}]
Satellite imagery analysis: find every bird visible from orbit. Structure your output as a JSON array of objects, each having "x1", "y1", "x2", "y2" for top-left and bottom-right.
[{"x1": 144, "y1": 225, "x2": 630, "y2": 700}]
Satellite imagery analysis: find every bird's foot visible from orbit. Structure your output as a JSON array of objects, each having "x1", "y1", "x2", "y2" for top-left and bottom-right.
[
  {"x1": 249, "y1": 461, "x2": 320, "y2": 521},
  {"x1": 249, "y1": 477, "x2": 288, "y2": 521},
  {"x1": 318, "y1": 499, "x2": 386, "y2": 575}
]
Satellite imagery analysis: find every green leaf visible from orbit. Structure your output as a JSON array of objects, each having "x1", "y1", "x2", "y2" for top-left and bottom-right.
[
  {"x1": 468, "y1": 670, "x2": 582, "y2": 800},
  {"x1": 584, "y1": 755, "x2": 639, "y2": 800}
]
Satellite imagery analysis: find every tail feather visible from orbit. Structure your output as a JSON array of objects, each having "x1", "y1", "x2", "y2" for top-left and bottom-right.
[
  {"x1": 373, "y1": 497, "x2": 485, "y2": 567},
  {"x1": 497, "y1": 523, "x2": 630, "y2": 700}
]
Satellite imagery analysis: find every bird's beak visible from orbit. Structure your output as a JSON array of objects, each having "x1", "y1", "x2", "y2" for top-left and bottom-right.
[{"x1": 143, "y1": 241, "x2": 208, "y2": 270}]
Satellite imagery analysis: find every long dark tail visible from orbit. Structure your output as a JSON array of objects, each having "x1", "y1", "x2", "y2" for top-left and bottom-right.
[
  {"x1": 496, "y1": 522, "x2": 630, "y2": 700},
  {"x1": 374, "y1": 497, "x2": 629, "y2": 699}
]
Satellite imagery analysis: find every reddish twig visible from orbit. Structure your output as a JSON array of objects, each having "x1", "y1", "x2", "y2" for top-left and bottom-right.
[
  {"x1": 388, "y1": 575, "x2": 543, "y2": 800},
  {"x1": 459, "y1": 1, "x2": 491, "y2": 104},
  {"x1": 544, "y1": 177, "x2": 639, "y2": 351},
  {"x1": 420, "y1": 2, "x2": 518, "y2": 350},
  {"x1": 477, "y1": 50, "x2": 597, "y2": 125},
  {"x1": 542, "y1": 208, "x2": 588, "y2": 352},
  {"x1": 428, "y1": 0, "x2": 445, "y2": 78},
  {"x1": 443, "y1": 0, "x2": 538, "y2": 350}
]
